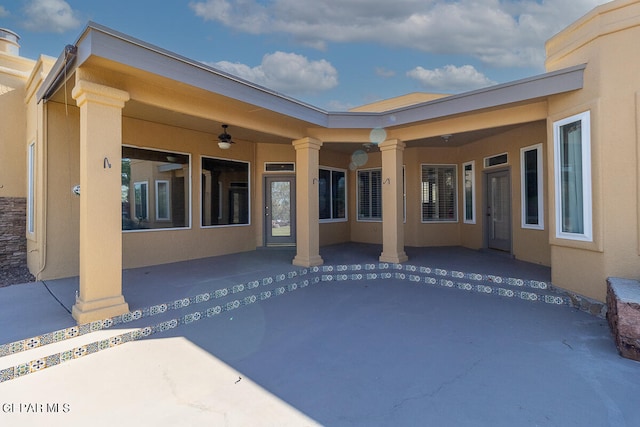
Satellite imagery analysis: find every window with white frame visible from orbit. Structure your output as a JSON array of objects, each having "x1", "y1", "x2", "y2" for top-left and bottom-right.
[
  {"x1": 122, "y1": 146, "x2": 190, "y2": 230},
  {"x1": 421, "y1": 165, "x2": 457, "y2": 222},
  {"x1": 553, "y1": 111, "x2": 592, "y2": 241},
  {"x1": 357, "y1": 169, "x2": 382, "y2": 221},
  {"x1": 27, "y1": 142, "x2": 35, "y2": 234},
  {"x1": 155, "y1": 180, "x2": 170, "y2": 221},
  {"x1": 521, "y1": 144, "x2": 544, "y2": 229},
  {"x1": 133, "y1": 181, "x2": 149, "y2": 221},
  {"x1": 319, "y1": 167, "x2": 346, "y2": 221},
  {"x1": 463, "y1": 161, "x2": 475, "y2": 224}
]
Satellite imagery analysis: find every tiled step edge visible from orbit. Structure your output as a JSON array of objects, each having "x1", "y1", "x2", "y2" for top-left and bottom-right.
[{"x1": 0, "y1": 261, "x2": 602, "y2": 374}]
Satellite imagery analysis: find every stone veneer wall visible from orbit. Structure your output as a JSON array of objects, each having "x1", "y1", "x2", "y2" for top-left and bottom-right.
[{"x1": 0, "y1": 197, "x2": 27, "y2": 270}]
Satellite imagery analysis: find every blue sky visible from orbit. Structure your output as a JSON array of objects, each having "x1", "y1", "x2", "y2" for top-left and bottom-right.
[{"x1": 0, "y1": 0, "x2": 611, "y2": 111}]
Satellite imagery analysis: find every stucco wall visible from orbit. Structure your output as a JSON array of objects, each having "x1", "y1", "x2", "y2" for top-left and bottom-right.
[
  {"x1": 122, "y1": 117, "x2": 257, "y2": 269},
  {"x1": 319, "y1": 147, "x2": 351, "y2": 246},
  {"x1": 545, "y1": 0, "x2": 640, "y2": 300},
  {"x1": 0, "y1": 81, "x2": 27, "y2": 196},
  {"x1": 350, "y1": 150, "x2": 383, "y2": 244},
  {"x1": 458, "y1": 121, "x2": 550, "y2": 266},
  {"x1": 37, "y1": 102, "x2": 80, "y2": 279},
  {"x1": 347, "y1": 122, "x2": 550, "y2": 267}
]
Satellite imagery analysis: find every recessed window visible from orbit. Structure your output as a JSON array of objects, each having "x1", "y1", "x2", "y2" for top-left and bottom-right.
[
  {"x1": 133, "y1": 181, "x2": 148, "y2": 221},
  {"x1": 357, "y1": 169, "x2": 382, "y2": 221},
  {"x1": 122, "y1": 147, "x2": 190, "y2": 231},
  {"x1": 553, "y1": 111, "x2": 592, "y2": 241},
  {"x1": 155, "y1": 180, "x2": 170, "y2": 221},
  {"x1": 201, "y1": 157, "x2": 250, "y2": 227},
  {"x1": 265, "y1": 162, "x2": 295, "y2": 172},
  {"x1": 463, "y1": 161, "x2": 475, "y2": 224},
  {"x1": 484, "y1": 153, "x2": 508, "y2": 168},
  {"x1": 319, "y1": 167, "x2": 346, "y2": 221},
  {"x1": 422, "y1": 165, "x2": 457, "y2": 222},
  {"x1": 521, "y1": 144, "x2": 544, "y2": 230}
]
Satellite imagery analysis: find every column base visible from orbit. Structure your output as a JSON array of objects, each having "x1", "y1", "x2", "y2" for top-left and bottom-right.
[
  {"x1": 292, "y1": 254, "x2": 324, "y2": 267},
  {"x1": 379, "y1": 252, "x2": 409, "y2": 264},
  {"x1": 72, "y1": 295, "x2": 129, "y2": 324}
]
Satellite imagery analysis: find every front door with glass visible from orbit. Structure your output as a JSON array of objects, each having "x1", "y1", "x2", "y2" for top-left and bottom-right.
[{"x1": 264, "y1": 176, "x2": 296, "y2": 246}]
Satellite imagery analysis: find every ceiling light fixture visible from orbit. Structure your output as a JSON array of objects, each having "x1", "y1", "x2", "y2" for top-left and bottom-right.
[{"x1": 218, "y1": 124, "x2": 234, "y2": 149}]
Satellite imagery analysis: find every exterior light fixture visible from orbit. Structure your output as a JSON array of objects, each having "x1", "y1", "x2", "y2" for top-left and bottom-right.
[
  {"x1": 441, "y1": 134, "x2": 452, "y2": 143},
  {"x1": 218, "y1": 124, "x2": 234, "y2": 149}
]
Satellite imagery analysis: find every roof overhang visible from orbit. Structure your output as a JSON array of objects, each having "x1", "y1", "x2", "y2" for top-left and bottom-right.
[{"x1": 37, "y1": 22, "x2": 586, "y2": 131}]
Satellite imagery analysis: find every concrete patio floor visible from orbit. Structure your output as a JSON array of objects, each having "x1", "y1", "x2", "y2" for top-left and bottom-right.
[{"x1": 1, "y1": 244, "x2": 638, "y2": 426}]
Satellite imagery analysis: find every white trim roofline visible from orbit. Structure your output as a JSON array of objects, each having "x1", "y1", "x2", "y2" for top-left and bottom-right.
[{"x1": 37, "y1": 22, "x2": 586, "y2": 130}]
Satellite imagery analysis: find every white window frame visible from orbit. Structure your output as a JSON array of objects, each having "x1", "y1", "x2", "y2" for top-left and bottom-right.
[
  {"x1": 357, "y1": 168, "x2": 382, "y2": 222},
  {"x1": 133, "y1": 181, "x2": 149, "y2": 221},
  {"x1": 319, "y1": 166, "x2": 348, "y2": 223},
  {"x1": 27, "y1": 142, "x2": 36, "y2": 235},
  {"x1": 520, "y1": 144, "x2": 544, "y2": 230},
  {"x1": 155, "y1": 180, "x2": 171, "y2": 221},
  {"x1": 462, "y1": 161, "x2": 475, "y2": 224},
  {"x1": 421, "y1": 164, "x2": 458, "y2": 223},
  {"x1": 484, "y1": 152, "x2": 509, "y2": 169},
  {"x1": 553, "y1": 111, "x2": 592, "y2": 241}
]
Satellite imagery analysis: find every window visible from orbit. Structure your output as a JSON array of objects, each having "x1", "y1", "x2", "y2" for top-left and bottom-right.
[
  {"x1": 201, "y1": 157, "x2": 250, "y2": 226},
  {"x1": 27, "y1": 142, "x2": 35, "y2": 234},
  {"x1": 319, "y1": 168, "x2": 346, "y2": 221},
  {"x1": 133, "y1": 182, "x2": 148, "y2": 221},
  {"x1": 422, "y1": 165, "x2": 457, "y2": 222},
  {"x1": 463, "y1": 161, "x2": 475, "y2": 224},
  {"x1": 553, "y1": 111, "x2": 592, "y2": 241},
  {"x1": 357, "y1": 169, "x2": 382, "y2": 221},
  {"x1": 521, "y1": 144, "x2": 544, "y2": 230},
  {"x1": 484, "y1": 153, "x2": 508, "y2": 168},
  {"x1": 155, "y1": 180, "x2": 170, "y2": 221},
  {"x1": 122, "y1": 147, "x2": 190, "y2": 230},
  {"x1": 265, "y1": 162, "x2": 295, "y2": 172}
]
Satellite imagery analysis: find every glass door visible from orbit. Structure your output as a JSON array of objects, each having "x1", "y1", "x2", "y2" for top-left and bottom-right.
[
  {"x1": 264, "y1": 176, "x2": 296, "y2": 246},
  {"x1": 486, "y1": 170, "x2": 511, "y2": 252}
]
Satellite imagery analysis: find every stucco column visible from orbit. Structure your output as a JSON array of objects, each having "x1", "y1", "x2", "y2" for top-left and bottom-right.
[
  {"x1": 292, "y1": 137, "x2": 324, "y2": 267},
  {"x1": 71, "y1": 80, "x2": 130, "y2": 324},
  {"x1": 379, "y1": 139, "x2": 408, "y2": 263}
]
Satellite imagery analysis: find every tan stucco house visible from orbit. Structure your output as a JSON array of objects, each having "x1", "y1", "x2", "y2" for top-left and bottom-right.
[{"x1": 2, "y1": 0, "x2": 640, "y2": 323}]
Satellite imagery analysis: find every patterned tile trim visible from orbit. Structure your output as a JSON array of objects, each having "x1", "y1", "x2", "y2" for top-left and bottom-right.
[{"x1": 2, "y1": 261, "x2": 602, "y2": 384}]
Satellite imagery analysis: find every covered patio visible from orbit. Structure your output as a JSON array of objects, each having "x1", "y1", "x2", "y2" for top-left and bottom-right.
[{"x1": 1, "y1": 244, "x2": 637, "y2": 426}]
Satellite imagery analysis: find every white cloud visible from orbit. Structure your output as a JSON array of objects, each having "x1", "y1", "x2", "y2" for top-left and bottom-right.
[
  {"x1": 407, "y1": 64, "x2": 497, "y2": 92},
  {"x1": 0, "y1": 6, "x2": 9, "y2": 17},
  {"x1": 210, "y1": 51, "x2": 338, "y2": 95},
  {"x1": 23, "y1": 0, "x2": 81, "y2": 33},
  {"x1": 375, "y1": 67, "x2": 396, "y2": 78},
  {"x1": 190, "y1": 0, "x2": 611, "y2": 68}
]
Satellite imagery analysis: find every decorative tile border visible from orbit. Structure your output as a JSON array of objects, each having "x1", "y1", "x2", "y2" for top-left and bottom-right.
[
  {"x1": 3, "y1": 261, "x2": 602, "y2": 384},
  {"x1": 0, "y1": 263, "x2": 559, "y2": 360}
]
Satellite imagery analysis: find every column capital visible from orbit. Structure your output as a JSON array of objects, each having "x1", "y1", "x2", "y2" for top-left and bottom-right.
[
  {"x1": 293, "y1": 137, "x2": 323, "y2": 151},
  {"x1": 378, "y1": 138, "x2": 405, "y2": 152},
  {"x1": 72, "y1": 79, "x2": 130, "y2": 109}
]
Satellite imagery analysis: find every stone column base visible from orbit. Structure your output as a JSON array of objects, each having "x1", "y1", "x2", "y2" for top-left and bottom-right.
[
  {"x1": 72, "y1": 295, "x2": 129, "y2": 324},
  {"x1": 292, "y1": 254, "x2": 324, "y2": 267},
  {"x1": 379, "y1": 252, "x2": 408, "y2": 264}
]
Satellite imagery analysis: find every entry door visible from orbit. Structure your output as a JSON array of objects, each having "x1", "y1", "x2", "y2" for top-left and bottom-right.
[
  {"x1": 264, "y1": 176, "x2": 296, "y2": 246},
  {"x1": 486, "y1": 170, "x2": 511, "y2": 252}
]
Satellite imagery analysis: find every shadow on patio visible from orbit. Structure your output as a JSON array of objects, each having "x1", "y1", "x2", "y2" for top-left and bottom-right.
[{"x1": 1, "y1": 243, "x2": 638, "y2": 426}]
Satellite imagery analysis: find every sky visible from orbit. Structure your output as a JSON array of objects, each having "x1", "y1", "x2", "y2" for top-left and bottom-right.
[{"x1": 0, "y1": 0, "x2": 612, "y2": 111}]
